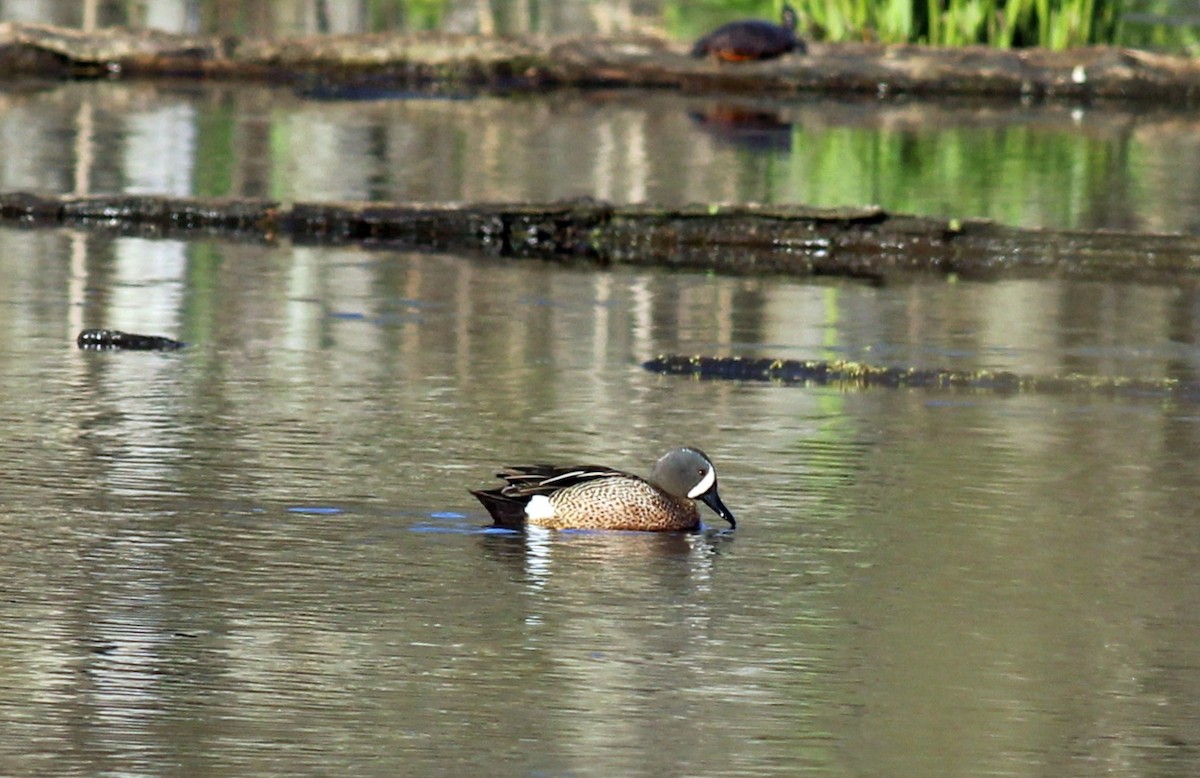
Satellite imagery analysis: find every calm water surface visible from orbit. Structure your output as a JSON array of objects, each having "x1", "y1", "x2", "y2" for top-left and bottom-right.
[
  {"x1": 1, "y1": 71, "x2": 1199, "y2": 776},
  {"x1": 2, "y1": 224, "x2": 1200, "y2": 775},
  {"x1": 3, "y1": 81, "x2": 1200, "y2": 233}
]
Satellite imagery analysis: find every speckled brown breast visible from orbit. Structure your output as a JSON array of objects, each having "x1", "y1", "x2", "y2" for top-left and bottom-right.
[{"x1": 534, "y1": 477, "x2": 701, "y2": 531}]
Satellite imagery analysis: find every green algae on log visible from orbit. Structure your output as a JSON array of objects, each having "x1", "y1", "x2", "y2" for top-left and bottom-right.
[
  {"x1": 1, "y1": 22, "x2": 1200, "y2": 102},
  {"x1": 643, "y1": 355, "x2": 1195, "y2": 399},
  {"x1": 4, "y1": 191, "x2": 1200, "y2": 282}
]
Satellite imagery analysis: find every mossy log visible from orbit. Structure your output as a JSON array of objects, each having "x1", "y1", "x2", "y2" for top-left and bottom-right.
[
  {"x1": 4, "y1": 191, "x2": 1200, "y2": 282},
  {"x1": 7, "y1": 190, "x2": 1200, "y2": 282},
  {"x1": 0, "y1": 22, "x2": 1199, "y2": 102},
  {"x1": 643, "y1": 355, "x2": 1198, "y2": 400}
]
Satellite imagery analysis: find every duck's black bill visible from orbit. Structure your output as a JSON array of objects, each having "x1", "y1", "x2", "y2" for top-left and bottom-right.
[{"x1": 700, "y1": 488, "x2": 736, "y2": 529}]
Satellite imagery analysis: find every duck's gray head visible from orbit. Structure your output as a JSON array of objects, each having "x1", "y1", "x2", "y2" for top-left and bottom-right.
[{"x1": 650, "y1": 447, "x2": 736, "y2": 528}]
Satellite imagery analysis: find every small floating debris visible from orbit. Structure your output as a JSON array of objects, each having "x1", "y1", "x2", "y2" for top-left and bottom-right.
[{"x1": 76, "y1": 329, "x2": 186, "y2": 351}]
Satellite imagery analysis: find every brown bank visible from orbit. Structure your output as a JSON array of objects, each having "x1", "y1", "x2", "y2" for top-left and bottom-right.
[{"x1": 0, "y1": 22, "x2": 1199, "y2": 102}]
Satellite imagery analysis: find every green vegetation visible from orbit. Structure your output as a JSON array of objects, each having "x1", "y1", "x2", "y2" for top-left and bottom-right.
[
  {"x1": 1119, "y1": 0, "x2": 1200, "y2": 53},
  {"x1": 682, "y1": 0, "x2": 1126, "y2": 48},
  {"x1": 341, "y1": 0, "x2": 1183, "y2": 52}
]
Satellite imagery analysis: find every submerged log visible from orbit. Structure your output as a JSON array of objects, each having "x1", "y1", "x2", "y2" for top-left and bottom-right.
[
  {"x1": 643, "y1": 355, "x2": 1199, "y2": 400},
  {"x1": 4, "y1": 191, "x2": 1200, "y2": 282},
  {"x1": 76, "y1": 329, "x2": 186, "y2": 350},
  {"x1": 0, "y1": 22, "x2": 1198, "y2": 102}
]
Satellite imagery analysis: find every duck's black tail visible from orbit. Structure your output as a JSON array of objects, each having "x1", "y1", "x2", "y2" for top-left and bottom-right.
[{"x1": 470, "y1": 489, "x2": 528, "y2": 530}]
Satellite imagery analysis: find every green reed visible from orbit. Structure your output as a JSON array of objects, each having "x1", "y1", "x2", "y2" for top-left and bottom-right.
[
  {"x1": 688, "y1": 0, "x2": 1126, "y2": 48},
  {"x1": 1109, "y1": 0, "x2": 1199, "y2": 53},
  {"x1": 799, "y1": 0, "x2": 1124, "y2": 46}
]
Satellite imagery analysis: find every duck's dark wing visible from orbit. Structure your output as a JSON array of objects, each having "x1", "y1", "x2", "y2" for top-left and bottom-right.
[{"x1": 496, "y1": 464, "x2": 631, "y2": 497}]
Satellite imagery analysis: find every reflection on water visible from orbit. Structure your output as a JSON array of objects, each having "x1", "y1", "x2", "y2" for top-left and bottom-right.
[
  {"x1": 4, "y1": 82, "x2": 1200, "y2": 233},
  {"x1": 688, "y1": 102, "x2": 795, "y2": 153},
  {"x1": 2, "y1": 226, "x2": 1200, "y2": 774}
]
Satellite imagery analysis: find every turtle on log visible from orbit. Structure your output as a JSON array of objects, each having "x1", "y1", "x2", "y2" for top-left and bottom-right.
[{"x1": 691, "y1": 4, "x2": 806, "y2": 62}]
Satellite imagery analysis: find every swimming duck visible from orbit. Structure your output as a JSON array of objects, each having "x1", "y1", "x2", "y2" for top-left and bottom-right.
[{"x1": 471, "y1": 447, "x2": 736, "y2": 531}]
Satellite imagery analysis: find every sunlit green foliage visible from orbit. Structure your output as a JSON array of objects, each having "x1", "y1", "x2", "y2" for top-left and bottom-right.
[
  {"x1": 683, "y1": 0, "x2": 1126, "y2": 48},
  {"x1": 1118, "y1": 0, "x2": 1200, "y2": 54},
  {"x1": 367, "y1": 0, "x2": 444, "y2": 30}
]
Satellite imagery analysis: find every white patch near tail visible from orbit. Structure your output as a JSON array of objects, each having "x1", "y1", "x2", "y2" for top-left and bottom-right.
[
  {"x1": 525, "y1": 494, "x2": 556, "y2": 521},
  {"x1": 687, "y1": 467, "x2": 716, "y2": 499}
]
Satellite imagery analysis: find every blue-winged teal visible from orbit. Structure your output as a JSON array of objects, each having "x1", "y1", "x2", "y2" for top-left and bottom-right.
[
  {"x1": 471, "y1": 447, "x2": 736, "y2": 532},
  {"x1": 691, "y1": 4, "x2": 806, "y2": 61}
]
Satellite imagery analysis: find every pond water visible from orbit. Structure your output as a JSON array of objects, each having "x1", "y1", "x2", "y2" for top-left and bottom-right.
[
  {"x1": 3, "y1": 82, "x2": 1200, "y2": 234},
  {"x1": 3, "y1": 230, "x2": 1200, "y2": 776},
  {"x1": 3, "y1": 81, "x2": 1200, "y2": 776}
]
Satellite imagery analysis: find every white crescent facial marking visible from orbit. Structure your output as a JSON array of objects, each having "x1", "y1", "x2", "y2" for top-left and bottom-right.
[
  {"x1": 525, "y1": 494, "x2": 556, "y2": 521},
  {"x1": 687, "y1": 466, "x2": 716, "y2": 499}
]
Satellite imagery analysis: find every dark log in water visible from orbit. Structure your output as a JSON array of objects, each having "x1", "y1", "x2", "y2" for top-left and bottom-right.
[
  {"x1": 77, "y1": 329, "x2": 186, "y2": 351},
  {"x1": 642, "y1": 355, "x2": 1198, "y2": 400},
  {"x1": 0, "y1": 22, "x2": 1198, "y2": 102},
  {"x1": 4, "y1": 191, "x2": 1200, "y2": 283}
]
